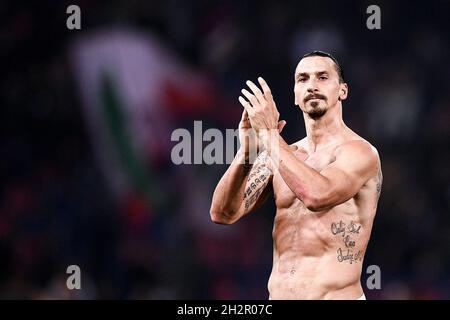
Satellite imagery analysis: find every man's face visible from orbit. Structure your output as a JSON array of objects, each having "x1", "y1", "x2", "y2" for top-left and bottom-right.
[{"x1": 294, "y1": 56, "x2": 347, "y2": 119}]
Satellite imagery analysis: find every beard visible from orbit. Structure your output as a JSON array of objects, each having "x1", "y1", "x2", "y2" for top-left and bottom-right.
[
  {"x1": 306, "y1": 100, "x2": 327, "y2": 119},
  {"x1": 302, "y1": 93, "x2": 328, "y2": 119}
]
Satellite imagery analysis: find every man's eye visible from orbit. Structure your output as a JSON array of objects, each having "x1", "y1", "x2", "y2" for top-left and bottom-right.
[
  {"x1": 319, "y1": 76, "x2": 328, "y2": 80},
  {"x1": 298, "y1": 78, "x2": 307, "y2": 82}
]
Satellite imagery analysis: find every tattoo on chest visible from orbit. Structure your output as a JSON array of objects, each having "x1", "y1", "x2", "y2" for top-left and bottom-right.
[{"x1": 331, "y1": 220, "x2": 363, "y2": 264}]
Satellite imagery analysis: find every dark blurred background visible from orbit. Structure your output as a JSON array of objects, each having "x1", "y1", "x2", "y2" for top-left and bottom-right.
[{"x1": 1, "y1": 0, "x2": 449, "y2": 299}]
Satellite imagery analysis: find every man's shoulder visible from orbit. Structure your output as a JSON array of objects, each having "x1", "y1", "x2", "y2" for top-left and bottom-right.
[
  {"x1": 334, "y1": 138, "x2": 380, "y2": 176},
  {"x1": 337, "y1": 137, "x2": 379, "y2": 160}
]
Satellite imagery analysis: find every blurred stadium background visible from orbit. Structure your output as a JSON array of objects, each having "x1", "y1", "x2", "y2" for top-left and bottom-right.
[{"x1": 1, "y1": 0, "x2": 449, "y2": 299}]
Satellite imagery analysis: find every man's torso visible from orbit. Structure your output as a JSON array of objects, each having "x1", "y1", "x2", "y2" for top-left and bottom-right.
[{"x1": 268, "y1": 132, "x2": 382, "y2": 299}]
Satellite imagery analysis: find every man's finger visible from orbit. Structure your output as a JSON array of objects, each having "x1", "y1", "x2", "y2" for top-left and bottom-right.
[
  {"x1": 241, "y1": 89, "x2": 259, "y2": 107},
  {"x1": 258, "y1": 77, "x2": 273, "y2": 102},
  {"x1": 246, "y1": 80, "x2": 264, "y2": 104},
  {"x1": 241, "y1": 109, "x2": 249, "y2": 121},
  {"x1": 238, "y1": 96, "x2": 253, "y2": 114},
  {"x1": 277, "y1": 120, "x2": 287, "y2": 133}
]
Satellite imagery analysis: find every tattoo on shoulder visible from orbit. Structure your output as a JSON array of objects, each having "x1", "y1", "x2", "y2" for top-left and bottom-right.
[
  {"x1": 376, "y1": 169, "x2": 383, "y2": 195},
  {"x1": 330, "y1": 220, "x2": 364, "y2": 264}
]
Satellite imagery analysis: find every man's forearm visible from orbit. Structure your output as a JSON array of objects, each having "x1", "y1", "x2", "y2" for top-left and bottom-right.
[
  {"x1": 263, "y1": 131, "x2": 331, "y2": 209},
  {"x1": 210, "y1": 149, "x2": 252, "y2": 222}
]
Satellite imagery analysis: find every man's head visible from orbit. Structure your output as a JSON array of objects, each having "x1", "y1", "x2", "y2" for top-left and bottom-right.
[{"x1": 294, "y1": 51, "x2": 348, "y2": 119}]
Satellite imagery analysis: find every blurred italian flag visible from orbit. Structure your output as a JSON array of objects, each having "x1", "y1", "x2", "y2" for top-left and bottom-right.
[{"x1": 69, "y1": 27, "x2": 219, "y2": 216}]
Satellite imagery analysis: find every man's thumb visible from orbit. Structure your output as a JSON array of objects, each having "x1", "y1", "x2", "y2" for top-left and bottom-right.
[{"x1": 277, "y1": 120, "x2": 287, "y2": 133}]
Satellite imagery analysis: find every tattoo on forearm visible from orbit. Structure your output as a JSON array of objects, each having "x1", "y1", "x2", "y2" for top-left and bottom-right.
[
  {"x1": 243, "y1": 164, "x2": 271, "y2": 210},
  {"x1": 331, "y1": 220, "x2": 363, "y2": 264},
  {"x1": 245, "y1": 188, "x2": 263, "y2": 209},
  {"x1": 247, "y1": 166, "x2": 261, "y2": 181}
]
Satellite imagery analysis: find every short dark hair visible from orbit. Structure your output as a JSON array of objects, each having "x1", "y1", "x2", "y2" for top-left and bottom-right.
[{"x1": 302, "y1": 50, "x2": 345, "y2": 83}]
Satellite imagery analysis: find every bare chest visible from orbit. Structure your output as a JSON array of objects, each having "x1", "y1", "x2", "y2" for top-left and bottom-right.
[{"x1": 273, "y1": 146, "x2": 336, "y2": 209}]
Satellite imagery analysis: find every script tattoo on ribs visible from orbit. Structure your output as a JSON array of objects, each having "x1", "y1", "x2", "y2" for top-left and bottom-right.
[{"x1": 331, "y1": 220, "x2": 364, "y2": 264}]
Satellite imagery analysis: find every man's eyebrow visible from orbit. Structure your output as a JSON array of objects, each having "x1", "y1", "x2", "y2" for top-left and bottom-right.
[
  {"x1": 296, "y1": 72, "x2": 309, "y2": 79},
  {"x1": 295, "y1": 71, "x2": 329, "y2": 79}
]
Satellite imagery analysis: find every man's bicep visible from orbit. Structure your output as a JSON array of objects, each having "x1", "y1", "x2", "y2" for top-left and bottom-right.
[{"x1": 321, "y1": 142, "x2": 379, "y2": 203}]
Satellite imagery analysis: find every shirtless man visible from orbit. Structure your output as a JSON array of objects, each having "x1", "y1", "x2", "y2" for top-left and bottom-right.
[{"x1": 210, "y1": 51, "x2": 382, "y2": 300}]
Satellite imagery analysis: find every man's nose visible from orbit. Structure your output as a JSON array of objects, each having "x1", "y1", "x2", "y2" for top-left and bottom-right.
[
  {"x1": 306, "y1": 86, "x2": 318, "y2": 93},
  {"x1": 306, "y1": 79, "x2": 319, "y2": 93}
]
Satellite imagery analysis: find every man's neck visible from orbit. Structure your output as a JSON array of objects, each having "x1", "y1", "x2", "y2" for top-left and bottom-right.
[{"x1": 303, "y1": 104, "x2": 346, "y2": 153}]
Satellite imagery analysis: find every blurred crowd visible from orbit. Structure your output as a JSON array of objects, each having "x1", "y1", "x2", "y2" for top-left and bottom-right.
[{"x1": 1, "y1": 0, "x2": 449, "y2": 299}]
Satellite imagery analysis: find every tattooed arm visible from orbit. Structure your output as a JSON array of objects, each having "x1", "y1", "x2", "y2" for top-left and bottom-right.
[{"x1": 210, "y1": 150, "x2": 273, "y2": 224}]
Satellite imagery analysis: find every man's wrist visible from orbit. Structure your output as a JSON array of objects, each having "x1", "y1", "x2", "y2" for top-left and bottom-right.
[
  {"x1": 259, "y1": 129, "x2": 280, "y2": 155},
  {"x1": 236, "y1": 148, "x2": 247, "y2": 162}
]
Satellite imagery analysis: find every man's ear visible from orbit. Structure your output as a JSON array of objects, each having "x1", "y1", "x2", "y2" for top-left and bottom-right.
[{"x1": 339, "y1": 83, "x2": 348, "y2": 101}]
